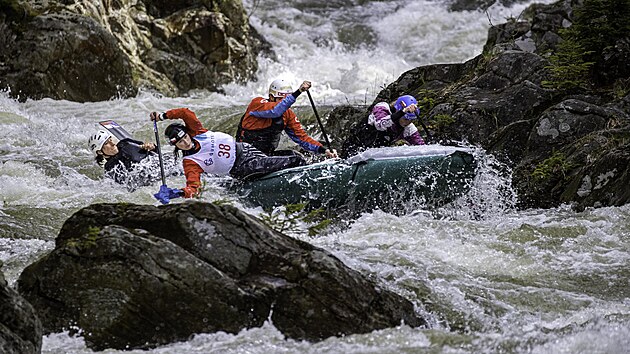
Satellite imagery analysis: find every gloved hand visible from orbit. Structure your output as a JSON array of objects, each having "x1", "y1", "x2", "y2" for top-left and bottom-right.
[
  {"x1": 324, "y1": 148, "x2": 338, "y2": 158},
  {"x1": 150, "y1": 111, "x2": 166, "y2": 122},
  {"x1": 154, "y1": 185, "x2": 183, "y2": 205}
]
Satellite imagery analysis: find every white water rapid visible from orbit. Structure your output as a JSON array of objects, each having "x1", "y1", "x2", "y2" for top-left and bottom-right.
[{"x1": 1, "y1": 0, "x2": 629, "y2": 353}]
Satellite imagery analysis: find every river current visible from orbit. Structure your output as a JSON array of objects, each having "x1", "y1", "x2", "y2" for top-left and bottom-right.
[{"x1": 1, "y1": 0, "x2": 629, "y2": 353}]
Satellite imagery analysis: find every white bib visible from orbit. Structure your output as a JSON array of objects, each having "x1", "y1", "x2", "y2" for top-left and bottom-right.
[{"x1": 183, "y1": 132, "x2": 236, "y2": 175}]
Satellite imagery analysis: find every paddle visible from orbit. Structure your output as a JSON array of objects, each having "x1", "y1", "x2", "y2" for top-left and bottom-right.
[
  {"x1": 306, "y1": 91, "x2": 332, "y2": 151},
  {"x1": 152, "y1": 120, "x2": 171, "y2": 204},
  {"x1": 99, "y1": 120, "x2": 133, "y2": 141},
  {"x1": 415, "y1": 111, "x2": 433, "y2": 143}
]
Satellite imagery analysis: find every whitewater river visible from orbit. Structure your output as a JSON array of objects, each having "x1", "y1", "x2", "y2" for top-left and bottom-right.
[{"x1": 1, "y1": 0, "x2": 629, "y2": 353}]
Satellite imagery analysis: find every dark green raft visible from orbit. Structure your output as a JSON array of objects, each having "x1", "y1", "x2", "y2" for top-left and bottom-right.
[{"x1": 229, "y1": 145, "x2": 477, "y2": 213}]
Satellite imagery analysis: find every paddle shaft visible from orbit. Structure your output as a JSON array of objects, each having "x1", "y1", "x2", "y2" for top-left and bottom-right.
[
  {"x1": 415, "y1": 112, "x2": 432, "y2": 143},
  {"x1": 152, "y1": 120, "x2": 167, "y2": 186},
  {"x1": 306, "y1": 91, "x2": 332, "y2": 150}
]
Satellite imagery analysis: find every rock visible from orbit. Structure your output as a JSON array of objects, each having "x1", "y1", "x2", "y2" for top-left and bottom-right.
[
  {"x1": 514, "y1": 126, "x2": 630, "y2": 209},
  {"x1": 0, "y1": 0, "x2": 270, "y2": 101},
  {"x1": 0, "y1": 10, "x2": 134, "y2": 102},
  {"x1": 567, "y1": 138, "x2": 630, "y2": 210},
  {"x1": 525, "y1": 99, "x2": 613, "y2": 158},
  {"x1": 0, "y1": 261, "x2": 42, "y2": 354},
  {"x1": 595, "y1": 38, "x2": 630, "y2": 87},
  {"x1": 486, "y1": 119, "x2": 537, "y2": 164},
  {"x1": 338, "y1": 50, "x2": 554, "y2": 150},
  {"x1": 17, "y1": 202, "x2": 424, "y2": 351},
  {"x1": 333, "y1": 0, "x2": 630, "y2": 210},
  {"x1": 448, "y1": 0, "x2": 525, "y2": 12}
]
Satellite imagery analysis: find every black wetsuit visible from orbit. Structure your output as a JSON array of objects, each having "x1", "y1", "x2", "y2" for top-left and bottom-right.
[
  {"x1": 104, "y1": 138, "x2": 156, "y2": 185},
  {"x1": 228, "y1": 142, "x2": 306, "y2": 180}
]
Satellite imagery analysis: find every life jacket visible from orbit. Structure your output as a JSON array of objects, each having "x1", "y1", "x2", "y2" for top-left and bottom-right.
[
  {"x1": 182, "y1": 132, "x2": 236, "y2": 176},
  {"x1": 236, "y1": 113, "x2": 284, "y2": 154}
]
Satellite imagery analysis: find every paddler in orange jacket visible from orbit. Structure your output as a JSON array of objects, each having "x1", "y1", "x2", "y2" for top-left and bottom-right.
[{"x1": 236, "y1": 78, "x2": 337, "y2": 158}]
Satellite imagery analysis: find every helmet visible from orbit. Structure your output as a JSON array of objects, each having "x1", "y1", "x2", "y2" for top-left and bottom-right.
[
  {"x1": 268, "y1": 78, "x2": 293, "y2": 98},
  {"x1": 394, "y1": 95, "x2": 419, "y2": 120},
  {"x1": 88, "y1": 129, "x2": 112, "y2": 154},
  {"x1": 165, "y1": 123, "x2": 187, "y2": 145}
]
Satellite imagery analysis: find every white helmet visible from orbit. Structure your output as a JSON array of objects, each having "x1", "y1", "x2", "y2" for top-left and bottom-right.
[
  {"x1": 88, "y1": 129, "x2": 112, "y2": 155},
  {"x1": 268, "y1": 78, "x2": 293, "y2": 98}
]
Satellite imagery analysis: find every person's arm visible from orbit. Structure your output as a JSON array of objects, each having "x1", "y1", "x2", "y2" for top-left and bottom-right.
[
  {"x1": 152, "y1": 108, "x2": 208, "y2": 136},
  {"x1": 403, "y1": 124, "x2": 425, "y2": 145},
  {"x1": 180, "y1": 159, "x2": 205, "y2": 198},
  {"x1": 250, "y1": 81, "x2": 311, "y2": 118},
  {"x1": 284, "y1": 111, "x2": 326, "y2": 154},
  {"x1": 121, "y1": 138, "x2": 155, "y2": 152},
  {"x1": 250, "y1": 94, "x2": 297, "y2": 118},
  {"x1": 369, "y1": 103, "x2": 401, "y2": 131},
  {"x1": 390, "y1": 110, "x2": 405, "y2": 127}
]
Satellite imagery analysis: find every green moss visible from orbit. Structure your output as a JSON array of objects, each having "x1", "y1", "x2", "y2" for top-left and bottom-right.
[
  {"x1": 613, "y1": 79, "x2": 630, "y2": 99},
  {"x1": 65, "y1": 239, "x2": 79, "y2": 248},
  {"x1": 212, "y1": 198, "x2": 233, "y2": 206},
  {"x1": 86, "y1": 226, "x2": 101, "y2": 241},
  {"x1": 415, "y1": 89, "x2": 437, "y2": 114},
  {"x1": 430, "y1": 113, "x2": 456, "y2": 130},
  {"x1": 476, "y1": 49, "x2": 498, "y2": 76},
  {"x1": 64, "y1": 226, "x2": 100, "y2": 253},
  {"x1": 259, "y1": 203, "x2": 332, "y2": 236},
  {"x1": 531, "y1": 152, "x2": 576, "y2": 182}
]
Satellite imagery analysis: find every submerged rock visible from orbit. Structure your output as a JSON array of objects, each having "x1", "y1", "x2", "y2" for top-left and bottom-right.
[{"x1": 17, "y1": 202, "x2": 424, "y2": 351}]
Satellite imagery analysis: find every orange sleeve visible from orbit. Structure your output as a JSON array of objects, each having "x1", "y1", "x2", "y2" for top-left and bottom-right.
[
  {"x1": 241, "y1": 97, "x2": 280, "y2": 130},
  {"x1": 181, "y1": 159, "x2": 204, "y2": 198},
  {"x1": 164, "y1": 108, "x2": 208, "y2": 137},
  {"x1": 284, "y1": 109, "x2": 324, "y2": 153}
]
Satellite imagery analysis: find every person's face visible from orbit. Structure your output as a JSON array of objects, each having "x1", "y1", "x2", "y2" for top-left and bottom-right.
[
  {"x1": 100, "y1": 137, "x2": 118, "y2": 156},
  {"x1": 269, "y1": 92, "x2": 289, "y2": 102},
  {"x1": 175, "y1": 134, "x2": 194, "y2": 150}
]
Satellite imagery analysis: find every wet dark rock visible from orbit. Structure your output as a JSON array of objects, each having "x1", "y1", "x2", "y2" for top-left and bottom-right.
[
  {"x1": 448, "y1": 0, "x2": 525, "y2": 12},
  {"x1": 0, "y1": 0, "x2": 270, "y2": 101},
  {"x1": 0, "y1": 262, "x2": 42, "y2": 354},
  {"x1": 595, "y1": 38, "x2": 630, "y2": 87},
  {"x1": 334, "y1": 0, "x2": 630, "y2": 210},
  {"x1": 515, "y1": 126, "x2": 630, "y2": 210},
  {"x1": 486, "y1": 0, "x2": 580, "y2": 55},
  {"x1": 17, "y1": 202, "x2": 424, "y2": 351},
  {"x1": 0, "y1": 11, "x2": 134, "y2": 102},
  {"x1": 524, "y1": 99, "x2": 613, "y2": 159}
]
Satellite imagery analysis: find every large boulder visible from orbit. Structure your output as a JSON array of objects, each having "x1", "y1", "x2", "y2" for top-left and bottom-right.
[
  {"x1": 0, "y1": 262, "x2": 42, "y2": 354},
  {"x1": 331, "y1": 0, "x2": 630, "y2": 210},
  {"x1": 17, "y1": 202, "x2": 424, "y2": 351},
  {"x1": 0, "y1": 7, "x2": 134, "y2": 102},
  {"x1": 0, "y1": 0, "x2": 270, "y2": 101},
  {"x1": 333, "y1": 50, "x2": 555, "y2": 158},
  {"x1": 515, "y1": 123, "x2": 630, "y2": 210}
]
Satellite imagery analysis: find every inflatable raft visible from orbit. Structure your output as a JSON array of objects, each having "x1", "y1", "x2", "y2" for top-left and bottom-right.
[{"x1": 230, "y1": 145, "x2": 477, "y2": 213}]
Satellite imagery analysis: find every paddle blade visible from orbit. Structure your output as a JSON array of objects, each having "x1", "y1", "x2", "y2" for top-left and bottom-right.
[
  {"x1": 154, "y1": 184, "x2": 171, "y2": 205},
  {"x1": 99, "y1": 120, "x2": 133, "y2": 141}
]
